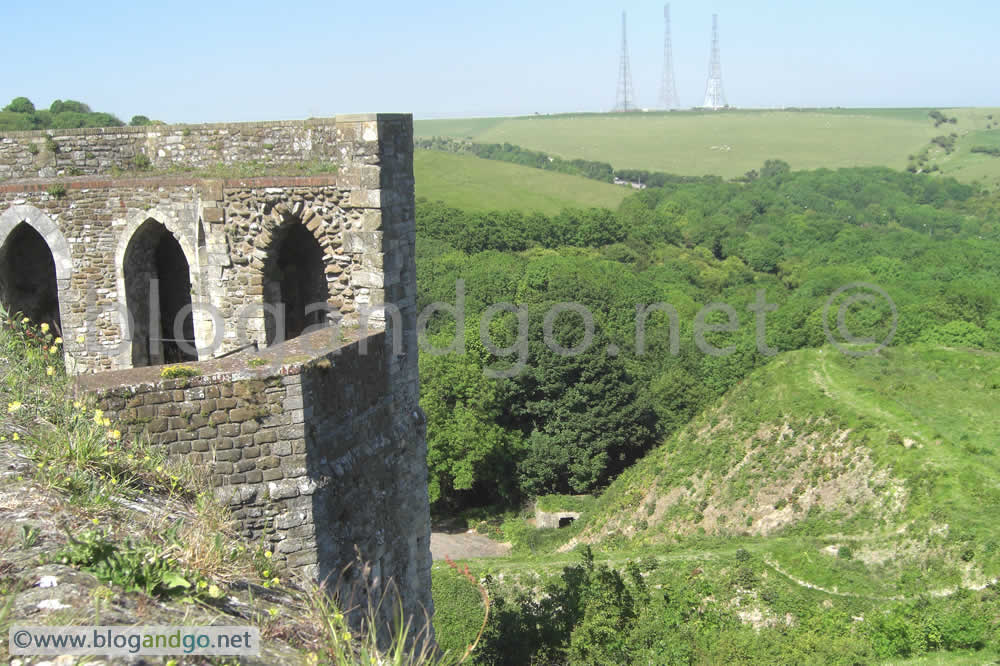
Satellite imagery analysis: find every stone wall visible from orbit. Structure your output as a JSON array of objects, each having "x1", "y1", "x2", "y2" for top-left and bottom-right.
[
  {"x1": 2, "y1": 113, "x2": 432, "y2": 638},
  {"x1": 82, "y1": 327, "x2": 432, "y2": 630},
  {"x1": 0, "y1": 114, "x2": 407, "y2": 375},
  {"x1": 0, "y1": 118, "x2": 345, "y2": 181}
]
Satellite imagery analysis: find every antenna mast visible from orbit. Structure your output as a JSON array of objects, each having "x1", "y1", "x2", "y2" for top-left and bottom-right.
[
  {"x1": 702, "y1": 13, "x2": 727, "y2": 109},
  {"x1": 614, "y1": 11, "x2": 638, "y2": 112},
  {"x1": 659, "y1": 4, "x2": 680, "y2": 109}
]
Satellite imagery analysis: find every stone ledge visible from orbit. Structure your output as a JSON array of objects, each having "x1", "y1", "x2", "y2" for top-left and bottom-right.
[
  {"x1": 0, "y1": 113, "x2": 412, "y2": 141},
  {"x1": 76, "y1": 326, "x2": 382, "y2": 396},
  {"x1": 0, "y1": 174, "x2": 341, "y2": 194}
]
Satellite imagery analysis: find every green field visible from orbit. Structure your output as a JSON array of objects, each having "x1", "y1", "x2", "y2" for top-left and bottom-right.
[
  {"x1": 414, "y1": 149, "x2": 629, "y2": 213},
  {"x1": 416, "y1": 107, "x2": 1000, "y2": 187}
]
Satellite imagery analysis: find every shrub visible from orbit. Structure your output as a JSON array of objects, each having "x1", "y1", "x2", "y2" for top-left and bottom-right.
[
  {"x1": 4, "y1": 96, "x2": 35, "y2": 114},
  {"x1": 160, "y1": 365, "x2": 199, "y2": 379},
  {"x1": 430, "y1": 559, "x2": 488, "y2": 661},
  {"x1": 133, "y1": 153, "x2": 152, "y2": 170},
  {"x1": 46, "y1": 184, "x2": 67, "y2": 198}
]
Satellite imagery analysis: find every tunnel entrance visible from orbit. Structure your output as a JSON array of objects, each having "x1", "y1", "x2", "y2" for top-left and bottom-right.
[
  {"x1": 0, "y1": 222, "x2": 62, "y2": 333},
  {"x1": 264, "y1": 222, "x2": 328, "y2": 346},
  {"x1": 123, "y1": 219, "x2": 197, "y2": 367}
]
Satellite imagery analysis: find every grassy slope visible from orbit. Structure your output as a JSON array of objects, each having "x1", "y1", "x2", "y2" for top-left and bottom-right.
[
  {"x1": 579, "y1": 345, "x2": 1000, "y2": 597},
  {"x1": 414, "y1": 149, "x2": 628, "y2": 213},
  {"x1": 416, "y1": 108, "x2": 1000, "y2": 184},
  {"x1": 930, "y1": 108, "x2": 1000, "y2": 190},
  {"x1": 431, "y1": 345, "x2": 1000, "y2": 663}
]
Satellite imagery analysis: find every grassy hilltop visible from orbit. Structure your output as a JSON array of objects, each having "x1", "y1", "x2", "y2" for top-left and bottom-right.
[{"x1": 416, "y1": 107, "x2": 1000, "y2": 189}]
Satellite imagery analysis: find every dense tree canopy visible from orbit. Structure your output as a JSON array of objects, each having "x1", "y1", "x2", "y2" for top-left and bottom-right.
[{"x1": 417, "y1": 164, "x2": 1000, "y2": 509}]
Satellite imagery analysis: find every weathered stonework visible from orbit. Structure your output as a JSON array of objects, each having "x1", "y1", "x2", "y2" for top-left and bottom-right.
[
  {"x1": 80, "y1": 328, "x2": 432, "y2": 632},
  {"x1": 0, "y1": 119, "x2": 348, "y2": 181},
  {"x1": 0, "y1": 115, "x2": 432, "y2": 638},
  {"x1": 0, "y1": 115, "x2": 408, "y2": 375}
]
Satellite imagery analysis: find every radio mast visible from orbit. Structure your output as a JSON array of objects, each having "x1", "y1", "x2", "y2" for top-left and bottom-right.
[
  {"x1": 659, "y1": 4, "x2": 681, "y2": 109},
  {"x1": 702, "y1": 14, "x2": 727, "y2": 109},
  {"x1": 614, "y1": 11, "x2": 638, "y2": 112}
]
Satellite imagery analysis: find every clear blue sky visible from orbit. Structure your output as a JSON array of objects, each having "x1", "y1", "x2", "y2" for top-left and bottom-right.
[{"x1": 1, "y1": 0, "x2": 997, "y2": 123}]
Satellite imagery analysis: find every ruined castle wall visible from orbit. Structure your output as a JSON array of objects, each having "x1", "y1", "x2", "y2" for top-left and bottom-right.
[
  {"x1": 87, "y1": 333, "x2": 389, "y2": 570},
  {"x1": 2, "y1": 114, "x2": 433, "y2": 631},
  {"x1": 0, "y1": 114, "x2": 403, "y2": 374},
  {"x1": 0, "y1": 119, "x2": 344, "y2": 181},
  {"x1": 86, "y1": 324, "x2": 431, "y2": 632}
]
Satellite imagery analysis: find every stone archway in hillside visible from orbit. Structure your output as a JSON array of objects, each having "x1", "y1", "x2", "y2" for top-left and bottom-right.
[
  {"x1": 262, "y1": 220, "x2": 329, "y2": 346},
  {"x1": 0, "y1": 206, "x2": 72, "y2": 336},
  {"x1": 123, "y1": 219, "x2": 197, "y2": 367}
]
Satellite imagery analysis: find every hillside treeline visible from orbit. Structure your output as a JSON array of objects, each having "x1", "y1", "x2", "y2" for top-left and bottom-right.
[
  {"x1": 417, "y1": 161, "x2": 1000, "y2": 510},
  {"x1": 415, "y1": 136, "x2": 707, "y2": 188},
  {"x1": 0, "y1": 96, "x2": 156, "y2": 131}
]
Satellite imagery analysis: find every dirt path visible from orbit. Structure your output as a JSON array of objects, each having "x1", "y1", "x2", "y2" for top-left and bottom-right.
[{"x1": 430, "y1": 529, "x2": 511, "y2": 561}]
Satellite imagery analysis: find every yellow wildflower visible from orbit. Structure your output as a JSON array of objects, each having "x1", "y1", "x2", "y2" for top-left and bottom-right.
[
  {"x1": 102, "y1": 417, "x2": 111, "y2": 427},
  {"x1": 108, "y1": 430, "x2": 122, "y2": 441},
  {"x1": 21, "y1": 317, "x2": 29, "y2": 324},
  {"x1": 208, "y1": 584, "x2": 222, "y2": 598},
  {"x1": 12, "y1": 433, "x2": 19, "y2": 441},
  {"x1": 49, "y1": 346, "x2": 58, "y2": 355},
  {"x1": 73, "y1": 401, "x2": 82, "y2": 410},
  {"x1": 341, "y1": 632, "x2": 351, "y2": 642},
  {"x1": 264, "y1": 550, "x2": 273, "y2": 559},
  {"x1": 93, "y1": 409, "x2": 104, "y2": 424},
  {"x1": 76, "y1": 335, "x2": 86, "y2": 344},
  {"x1": 54, "y1": 337, "x2": 63, "y2": 345},
  {"x1": 46, "y1": 366, "x2": 55, "y2": 376},
  {"x1": 7, "y1": 401, "x2": 22, "y2": 413},
  {"x1": 40, "y1": 323, "x2": 49, "y2": 334}
]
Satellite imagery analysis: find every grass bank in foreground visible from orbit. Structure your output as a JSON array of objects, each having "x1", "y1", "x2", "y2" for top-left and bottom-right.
[{"x1": 0, "y1": 309, "x2": 471, "y2": 665}]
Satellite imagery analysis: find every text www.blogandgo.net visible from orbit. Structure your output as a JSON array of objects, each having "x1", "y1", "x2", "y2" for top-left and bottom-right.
[{"x1": 8, "y1": 625, "x2": 259, "y2": 656}]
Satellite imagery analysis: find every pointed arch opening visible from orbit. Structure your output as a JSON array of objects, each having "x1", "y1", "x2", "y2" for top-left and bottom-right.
[
  {"x1": 123, "y1": 219, "x2": 197, "y2": 367},
  {"x1": 0, "y1": 222, "x2": 62, "y2": 333},
  {"x1": 263, "y1": 222, "x2": 328, "y2": 346}
]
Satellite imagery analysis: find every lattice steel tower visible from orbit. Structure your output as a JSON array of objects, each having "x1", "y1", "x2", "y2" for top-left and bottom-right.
[
  {"x1": 614, "y1": 11, "x2": 638, "y2": 112},
  {"x1": 702, "y1": 13, "x2": 727, "y2": 109},
  {"x1": 659, "y1": 4, "x2": 681, "y2": 109}
]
